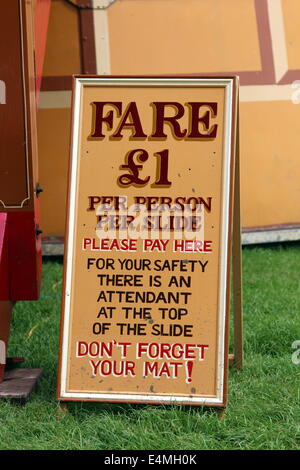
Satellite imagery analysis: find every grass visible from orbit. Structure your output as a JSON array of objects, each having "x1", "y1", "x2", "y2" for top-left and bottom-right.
[{"x1": 1, "y1": 243, "x2": 300, "y2": 450}]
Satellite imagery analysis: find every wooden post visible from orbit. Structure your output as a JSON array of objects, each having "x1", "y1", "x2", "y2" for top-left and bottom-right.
[{"x1": 231, "y1": 114, "x2": 243, "y2": 370}]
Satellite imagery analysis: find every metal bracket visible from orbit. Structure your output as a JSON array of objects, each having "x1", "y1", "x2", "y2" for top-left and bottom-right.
[{"x1": 35, "y1": 183, "x2": 43, "y2": 197}]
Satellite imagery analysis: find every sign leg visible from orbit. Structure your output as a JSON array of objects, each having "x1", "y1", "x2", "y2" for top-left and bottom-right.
[
  {"x1": 231, "y1": 120, "x2": 243, "y2": 370},
  {"x1": 59, "y1": 402, "x2": 69, "y2": 414}
]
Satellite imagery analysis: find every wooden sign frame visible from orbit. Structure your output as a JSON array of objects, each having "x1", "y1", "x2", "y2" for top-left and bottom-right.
[{"x1": 57, "y1": 75, "x2": 242, "y2": 407}]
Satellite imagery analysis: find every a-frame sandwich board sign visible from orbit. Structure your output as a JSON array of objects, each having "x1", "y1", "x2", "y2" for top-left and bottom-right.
[{"x1": 57, "y1": 75, "x2": 242, "y2": 407}]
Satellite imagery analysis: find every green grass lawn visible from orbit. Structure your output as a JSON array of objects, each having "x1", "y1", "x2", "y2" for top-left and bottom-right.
[{"x1": 1, "y1": 243, "x2": 300, "y2": 450}]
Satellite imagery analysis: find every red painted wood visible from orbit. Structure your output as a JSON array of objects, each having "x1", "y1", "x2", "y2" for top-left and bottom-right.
[
  {"x1": 0, "y1": 3, "x2": 46, "y2": 383},
  {"x1": 0, "y1": 213, "x2": 9, "y2": 300},
  {"x1": 7, "y1": 211, "x2": 42, "y2": 301},
  {"x1": 35, "y1": 0, "x2": 51, "y2": 100}
]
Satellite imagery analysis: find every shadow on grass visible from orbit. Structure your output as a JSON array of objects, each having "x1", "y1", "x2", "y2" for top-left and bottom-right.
[
  {"x1": 64, "y1": 399, "x2": 220, "y2": 420},
  {"x1": 242, "y1": 240, "x2": 300, "y2": 252},
  {"x1": 42, "y1": 255, "x2": 64, "y2": 265}
]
